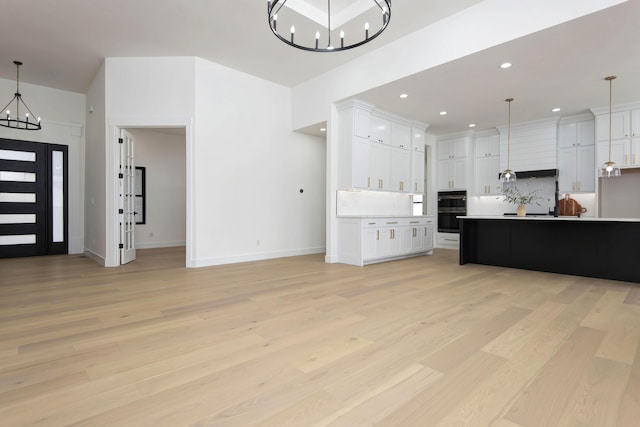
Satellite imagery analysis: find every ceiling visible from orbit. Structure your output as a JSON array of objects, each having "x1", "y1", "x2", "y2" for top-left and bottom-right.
[{"x1": 0, "y1": 0, "x2": 638, "y2": 137}]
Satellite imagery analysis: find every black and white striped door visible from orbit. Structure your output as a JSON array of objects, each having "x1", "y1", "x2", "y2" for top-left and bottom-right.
[{"x1": 0, "y1": 138, "x2": 68, "y2": 258}]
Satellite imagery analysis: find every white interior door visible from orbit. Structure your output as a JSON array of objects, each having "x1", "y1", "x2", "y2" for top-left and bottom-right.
[{"x1": 119, "y1": 129, "x2": 136, "y2": 264}]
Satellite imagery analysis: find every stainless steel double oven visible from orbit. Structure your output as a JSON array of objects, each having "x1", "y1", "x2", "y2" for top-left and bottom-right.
[{"x1": 437, "y1": 190, "x2": 466, "y2": 233}]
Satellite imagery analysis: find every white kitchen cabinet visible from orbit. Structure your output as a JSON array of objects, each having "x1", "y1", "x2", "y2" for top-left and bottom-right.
[
  {"x1": 353, "y1": 107, "x2": 371, "y2": 139},
  {"x1": 369, "y1": 141, "x2": 391, "y2": 190},
  {"x1": 411, "y1": 149, "x2": 425, "y2": 193},
  {"x1": 337, "y1": 217, "x2": 434, "y2": 266},
  {"x1": 337, "y1": 101, "x2": 375, "y2": 190},
  {"x1": 559, "y1": 120, "x2": 594, "y2": 149},
  {"x1": 475, "y1": 135, "x2": 500, "y2": 157},
  {"x1": 559, "y1": 145, "x2": 594, "y2": 193},
  {"x1": 597, "y1": 139, "x2": 630, "y2": 167},
  {"x1": 558, "y1": 120, "x2": 595, "y2": 193},
  {"x1": 437, "y1": 157, "x2": 466, "y2": 190},
  {"x1": 596, "y1": 111, "x2": 630, "y2": 142},
  {"x1": 391, "y1": 122, "x2": 411, "y2": 150},
  {"x1": 633, "y1": 138, "x2": 640, "y2": 166},
  {"x1": 369, "y1": 114, "x2": 392, "y2": 144},
  {"x1": 474, "y1": 156, "x2": 501, "y2": 195},
  {"x1": 437, "y1": 138, "x2": 466, "y2": 160},
  {"x1": 390, "y1": 147, "x2": 411, "y2": 192}
]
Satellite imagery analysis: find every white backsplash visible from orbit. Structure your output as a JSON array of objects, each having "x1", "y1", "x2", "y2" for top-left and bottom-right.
[{"x1": 336, "y1": 190, "x2": 413, "y2": 216}]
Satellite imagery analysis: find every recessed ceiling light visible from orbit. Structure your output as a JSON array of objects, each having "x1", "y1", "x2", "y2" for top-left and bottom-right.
[
  {"x1": 439, "y1": 111, "x2": 447, "y2": 116},
  {"x1": 551, "y1": 107, "x2": 561, "y2": 112},
  {"x1": 399, "y1": 93, "x2": 408, "y2": 99},
  {"x1": 469, "y1": 123, "x2": 476, "y2": 128},
  {"x1": 320, "y1": 127, "x2": 326, "y2": 132},
  {"x1": 500, "y1": 62, "x2": 512, "y2": 69}
]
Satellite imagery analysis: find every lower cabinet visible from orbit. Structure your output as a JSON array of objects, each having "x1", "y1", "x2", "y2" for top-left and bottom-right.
[{"x1": 337, "y1": 217, "x2": 434, "y2": 266}]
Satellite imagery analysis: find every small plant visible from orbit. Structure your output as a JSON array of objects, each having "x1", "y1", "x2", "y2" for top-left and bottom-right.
[{"x1": 501, "y1": 186, "x2": 544, "y2": 206}]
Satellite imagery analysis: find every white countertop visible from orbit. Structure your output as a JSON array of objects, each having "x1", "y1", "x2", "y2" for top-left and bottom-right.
[{"x1": 459, "y1": 215, "x2": 640, "y2": 222}]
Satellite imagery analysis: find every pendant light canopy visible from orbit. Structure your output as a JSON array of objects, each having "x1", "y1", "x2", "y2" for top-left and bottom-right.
[
  {"x1": 500, "y1": 98, "x2": 516, "y2": 183},
  {"x1": 267, "y1": 0, "x2": 391, "y2": 52},
  {"x1": 598, "y1": 75, "x2": 621, "y2": 178},
  {"x1": 0, "y1": 61, "x2": 41, "y2": 131}
]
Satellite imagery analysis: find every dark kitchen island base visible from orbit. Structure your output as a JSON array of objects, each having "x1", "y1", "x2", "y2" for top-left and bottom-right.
[{"x1": 459, "y1": 216, "x2": 640, "y2": 283}]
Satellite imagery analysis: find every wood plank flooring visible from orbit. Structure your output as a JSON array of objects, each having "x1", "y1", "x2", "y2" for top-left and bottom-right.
[{"x1": 1, "y1": 247, "x2": 639, "y2": 426}]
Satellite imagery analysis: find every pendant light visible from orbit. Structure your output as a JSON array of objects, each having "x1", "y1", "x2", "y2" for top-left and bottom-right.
[
  {"x1": 0, "y1": 61, "x2": 41, "y2": 131},
  {"x1": 598, "y1": 76, "x2": 621, "y2": 178},
  {"x1": 500, "y1": 98, "x2": 516, "y2": 182}
]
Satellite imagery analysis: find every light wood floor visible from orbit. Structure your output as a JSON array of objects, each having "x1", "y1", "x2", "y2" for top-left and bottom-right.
[{"x1": 1, "y1": 248, "x2": 639, "y2": 426}]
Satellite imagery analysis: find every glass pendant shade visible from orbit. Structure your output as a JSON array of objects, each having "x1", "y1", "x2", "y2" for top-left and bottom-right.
[
  {"x1": 598, "y1": 161, "x2": 621, "y2": 178},
  {"x1": 500, "y1": 169, "x2": 517, "y2": 182}
]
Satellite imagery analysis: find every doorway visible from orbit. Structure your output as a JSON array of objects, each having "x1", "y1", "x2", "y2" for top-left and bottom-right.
[{"x1": 0, "y1": 138, "x2": 68, "y2": 258}]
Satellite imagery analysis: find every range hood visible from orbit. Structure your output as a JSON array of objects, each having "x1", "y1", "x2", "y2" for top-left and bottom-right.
[{"x1": 513, "y1": 169, "x2": 558, "y2": 179}]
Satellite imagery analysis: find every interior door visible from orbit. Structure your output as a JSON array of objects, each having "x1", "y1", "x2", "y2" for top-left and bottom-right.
[{"x1": 119, "y1": 129, "x2": 136, "y2": 264}]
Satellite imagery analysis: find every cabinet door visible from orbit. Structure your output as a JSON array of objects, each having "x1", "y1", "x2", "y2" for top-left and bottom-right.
[
  {"x1": 452, "y1": 158, "x2": 467, "y2": 189},
  {"x1": 558, "y1": 148, "x2": 577, "y2": 193},
  {"x1": 597, "y1": 139, "x2": 630, "y2": 167},
  {"x1": 474, "y1": 156, "x2": 501, "y2": 195},
  {"x1": 391, "y1": 122, "x2": 411, "y2": 150},
  {"x1": 596, "y1": 111, "x2": 630, "y2": 142},
  {"x1": 632, "y1": 109, "x2": 640, "y2": 138},
  {"x1": 352, "y1": 137, "x2": 370, "y2": 189},
  {"x1": 437, "y1": 141, "x2": 452, "y2": 160},
  {"x1": 437, "y1": 159, "x2": 452, "y2": 190},
  {"x1": 451, "y1": 138, "x2": 467, "y2": 158},
  {"x1": 378, "y1": 228, "x2": 392, "y2": 257},
  {"x1": 400, "y1": 227, "x2": 414, "y2": 253},
  {"x1": 632, "y1": 138, "x2": 640, "y2": 166},
  {"x1": 412, "y1": 128, "x2": 426, "y2": 152},
  {"x1": 487, "y1": 135, "x2": 500, "y2": 156},
  {"x1": 391, "y1": 147, "x2": 411, "y2": 192},
  {"x1": 475, "y1": 136, "x2": 489, "y2": 157},
  {"x1": 353, "y1": 108, "x2": 371, "y2": 139},
  {"x1": 370, "y1": 115, "x2": 391, "y2": 144},
  {"x1": 576, "y1": 145, "x2": 595, "y2": 192},
  {"x1": 362, "y1": 227, "x2": 379, "y2": 260},
  {"x1": 369, "y1": 142, "x2": 391, "y2": 189},
  {"x1": 558, "y1": 123, "x2": 577, "y2": 149},
  {"x1": 576, "y1": 120, "x2": 595, "y2": 146},
  {"x1": 424, "y1": 225, "x2": 434, "y2": 252},
  {"x1": 412, "y1": 149, "x2": 425, "y2": 193}
]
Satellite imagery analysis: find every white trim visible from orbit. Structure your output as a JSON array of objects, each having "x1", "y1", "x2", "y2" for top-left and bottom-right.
[
  {"x1": 190, "y1": 246, "x2": 326, "y2": 268},
  {"x1": 136, "y1": 241, "x2": 186, "y2": 250},
  {"x1": 590, "y1": 101, "x2": 640, "y2": 116},
  {"x1": 84, "y1": 249, "x2": 105, "y2": 266},
  {"x1": 105, "y1": 116, "x2": 194, "y2": 268}
]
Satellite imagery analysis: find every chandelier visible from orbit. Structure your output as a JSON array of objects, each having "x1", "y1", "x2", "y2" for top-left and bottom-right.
[
  {"x1": 0, "y1": 61, "x2": 41, "y2": 131},
  {"x1": 500, "y1": 98, "x2": 516, "y2": 182},
  {"x1": 598, "y1": 76, "x2": 621, "y2": 178},
  {"x1": 267, "y1": 0, "x2": 391, "y2": 52}
]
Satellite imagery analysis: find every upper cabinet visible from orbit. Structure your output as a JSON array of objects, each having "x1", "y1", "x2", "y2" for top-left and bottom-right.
[
  {"x1": 473, "y1": 134, "x2": 501, "y2": 195},
  {"x1": 594, "y1": 107, "x2": 640, "y2": 167},
  {"x1": 437, "y1": 137, "x2": 468, "y2": 191},
  {"x1": 558, "y1": 119, "x2": 595, "y2": 193},
  {"x1": 337, "y1": 101, "x2": 425, "y2": 193}
]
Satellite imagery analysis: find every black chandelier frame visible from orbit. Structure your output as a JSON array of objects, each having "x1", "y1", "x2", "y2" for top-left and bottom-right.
[
  {"x1": 0, "y1": 61, "x2": 41, "y2": 131},
  {"x1": 267, "y1": 0, "x2": 391, "y2": 52}
]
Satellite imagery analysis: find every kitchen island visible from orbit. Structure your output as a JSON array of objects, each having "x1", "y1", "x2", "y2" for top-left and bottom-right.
[{"x1": 459, "y1": 216, "x2": 640, "y2": 283}]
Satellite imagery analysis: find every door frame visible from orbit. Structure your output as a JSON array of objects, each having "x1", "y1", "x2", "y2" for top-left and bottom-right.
[{"x1": 106, "y1": 117, "x2": 194, "y2": 267}]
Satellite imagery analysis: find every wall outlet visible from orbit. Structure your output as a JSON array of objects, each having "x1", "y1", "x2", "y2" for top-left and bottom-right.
[{"x1": 149, "y1": 232, "x2": 154, "y2": 238}]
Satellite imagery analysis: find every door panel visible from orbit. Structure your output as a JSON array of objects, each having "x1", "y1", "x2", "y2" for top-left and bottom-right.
[
  {"x1": 119, "y1": 129, "x2": 136, "y2": 264},
  {"x1": 0, "y1": 139, "x2": 47, "y2": 257}
]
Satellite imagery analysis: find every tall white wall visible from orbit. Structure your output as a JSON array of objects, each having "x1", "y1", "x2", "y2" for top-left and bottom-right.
[
  {"x1": 193, "y1": 58, "x2": 326, "y2": 266},
  {"x1": 0, "y1": 77, "x2": 86, "y2": 254},
  {"x1": 128, "y1": 128, "x2": 186, "y2": 249},
  {"x1": 85, "y1": 62, "x2": 106, "y2": 260}
]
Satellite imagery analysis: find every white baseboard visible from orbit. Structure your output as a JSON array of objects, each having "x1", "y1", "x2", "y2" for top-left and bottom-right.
[
  {"x1": 190, "y1": 246, "x2": 326, "y2": 268},
  {"x1": 136, "y1": 241, "x2": 186, "y2": 250},
  {"x1": 83, "y1": 249, "x2": 105, "y2": 266}
]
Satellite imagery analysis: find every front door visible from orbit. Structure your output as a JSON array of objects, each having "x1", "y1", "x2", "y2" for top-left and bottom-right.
[
  {"x1": 119, "y1": 129, "x2": 136, "y2": 264},
  {"x1": 0, "y1": 138, "x2": 68, "y2": 258}
]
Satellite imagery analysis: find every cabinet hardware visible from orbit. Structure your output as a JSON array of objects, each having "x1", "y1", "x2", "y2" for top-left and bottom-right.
[
  {"x1": 376, "y1": 230, "x2": 379, "y2": 240},
  {"x1": 444, "y1": 238, "x2": 456, "y2": 242},
  {"x1": 625, "y1": 154, "x2": 629, "y2": 165},
  {"x1": 415, "y1": 182, "x2": 418, "y2": 192},
  {"x1": 410, "y1": 221, "x2": 419, "y2": 224},
  {"x1": 577, "y1": 181, "x2": 581, "y2": 191},
  {"x1": 424, "y1": 228, "x2": 427, "y2": 236},
  {"x1": 367, "y1": 177, "x2": 370, "y2": 188},
  {"x1": 387, "y1": 221, "x2": 398, "y2": 224},
  {"x1": 634, "y1": 154, "x2": 637, "y2": 164},
  {"x1": 368, "y1": 222, "x2": 376, "y2": 225}
]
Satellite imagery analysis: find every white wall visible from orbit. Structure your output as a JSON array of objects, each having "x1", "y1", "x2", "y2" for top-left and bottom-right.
[
  {"x1": 193, "y1": 58, "x2": 326, "y2": 266},
  {"x1": 0, "y1": 77, "x2": 86, "y2": 254},
  {"x1": 85, "y1": 62, "x2": 106, "y2": 261},
  {"x1": 599, "y1": 168, "x2": 640, "y2": 218},
  {"x1": 128, "y1": 128, "x2": 186, "y2": 249}
]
